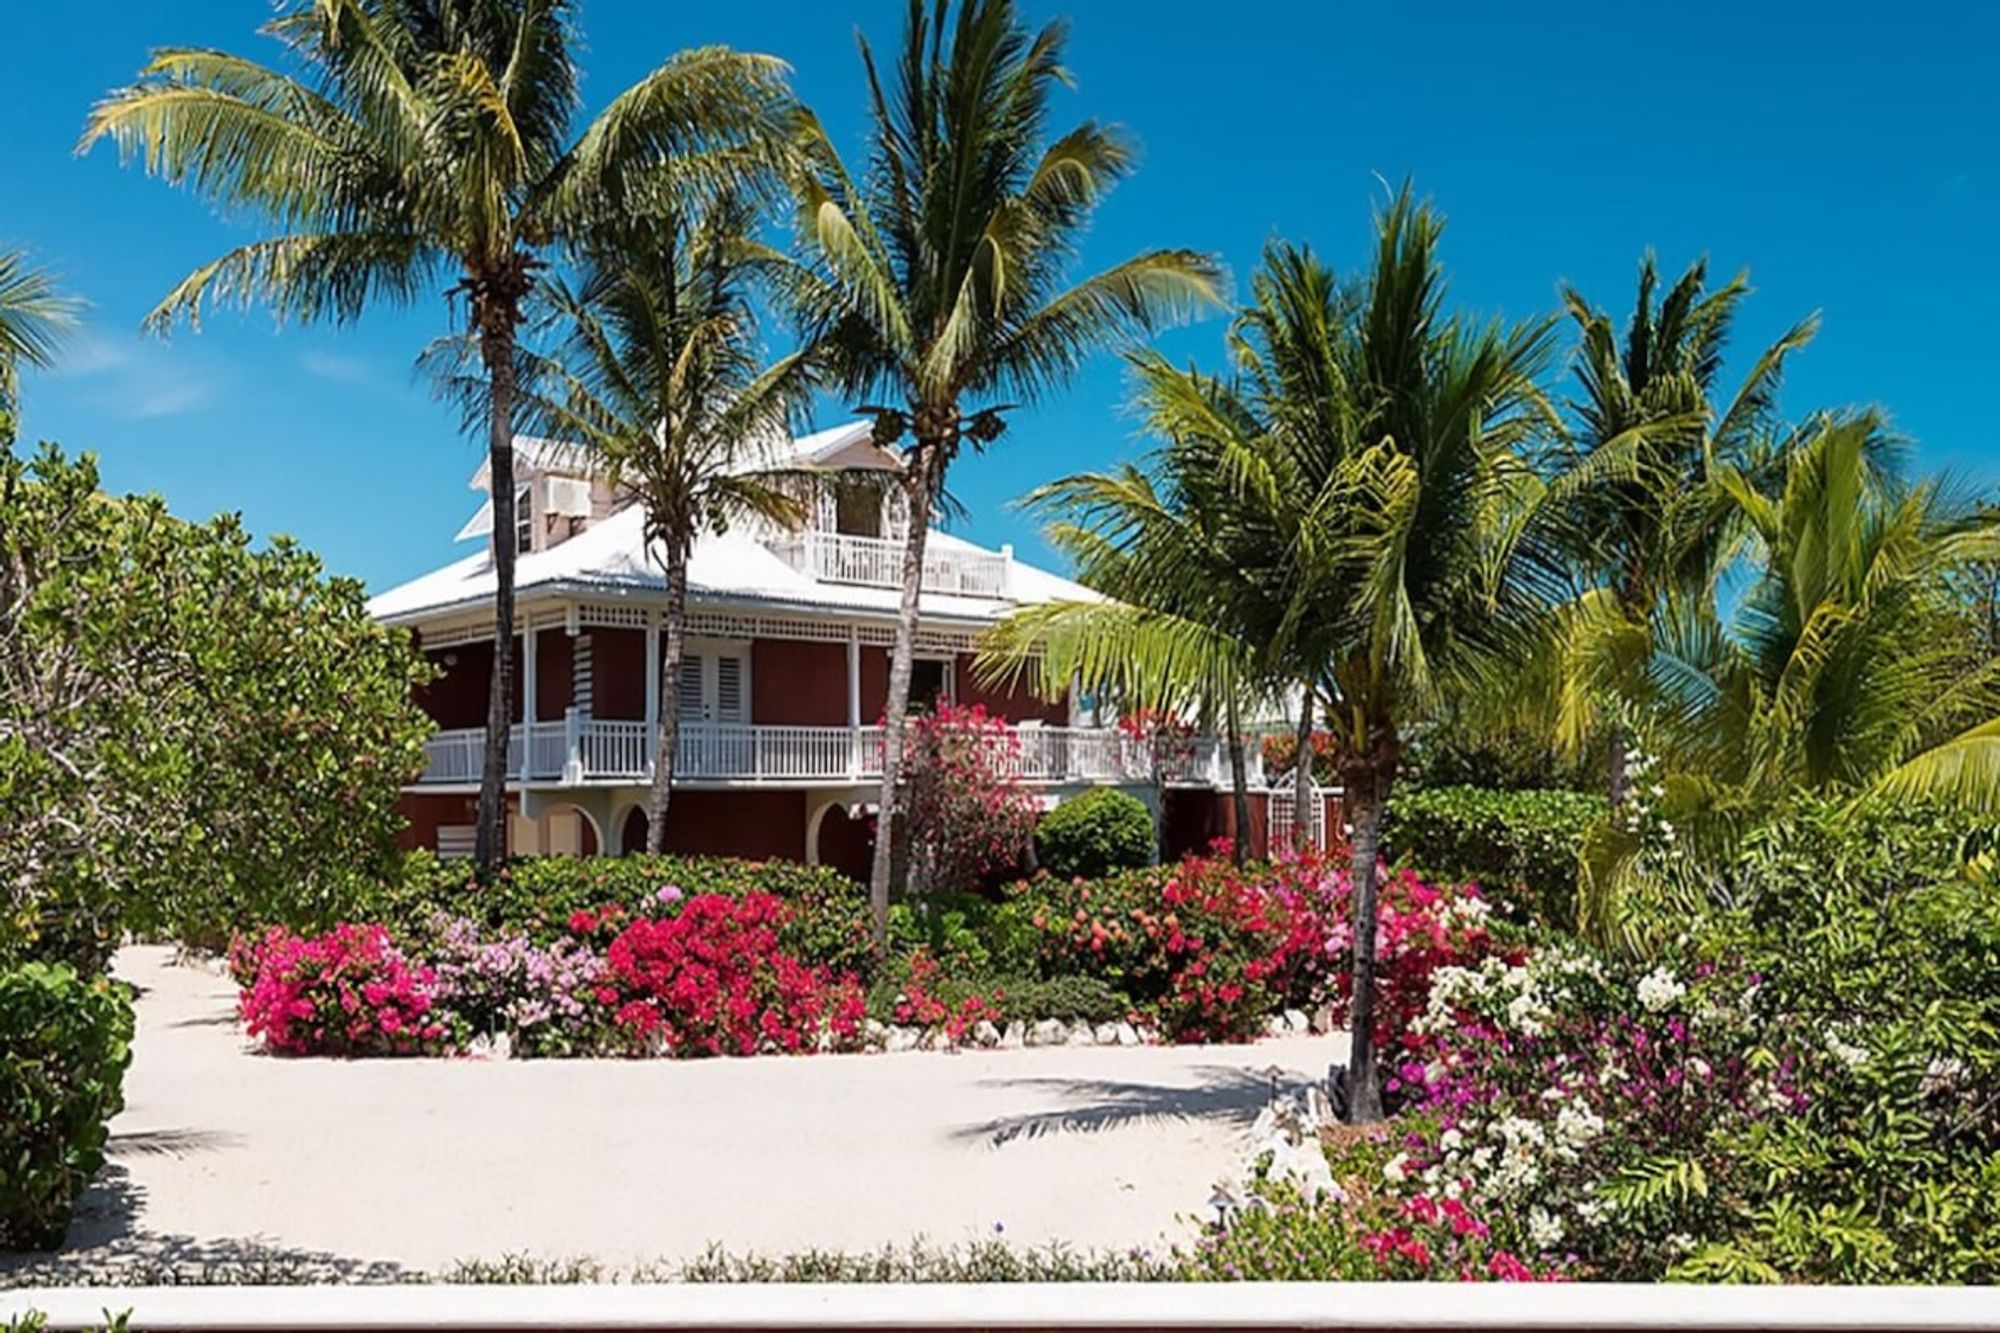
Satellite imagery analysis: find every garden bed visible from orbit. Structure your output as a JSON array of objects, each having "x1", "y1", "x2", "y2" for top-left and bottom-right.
[{"x1": 223, "y1": 852, "x2": 1492, "y2": 1063}]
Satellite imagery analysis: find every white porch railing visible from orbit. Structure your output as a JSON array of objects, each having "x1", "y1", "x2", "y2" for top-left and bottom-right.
[
  {"x1": 769, "y1": 530, "x2": 1010, "y2": 599},
  {"x1": 417, "y1": 717, "x2": 1241, "y2": 787}
]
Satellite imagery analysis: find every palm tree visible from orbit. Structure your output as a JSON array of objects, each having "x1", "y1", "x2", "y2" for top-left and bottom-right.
[
  {"x1": 0, "y1": 250, "x2": 77, "y2": 446},
  {"x1": 977, "y1": 354, "x2": 1314, "y2": 865},
  {"x1": 500, "y1": 197, "x2": 821, "y2": 850},
  {"x1": 1582, "y1": 414, "x2": 2000, "y2": 938},
  {"x1": 83, "y1": 0, "x2": 795, "y2": 871},
  {"x1": 1548, "y1": 257, "x2": 1816, "y2": 807},
  {"x1": 980, "y1": 492, "x2": 1280, "y2": 868},
  {"x1": 783, "y1": 0, "x2": 1222, "y2": 943},
  {"x1": 1138, "y1": 206, "x2": 1556, "y2": 1121}
]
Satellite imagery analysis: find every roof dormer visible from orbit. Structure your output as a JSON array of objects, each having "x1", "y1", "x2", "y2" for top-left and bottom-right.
[{"x1": 455, "y1": 437, "x2": 625, "y2": 556}]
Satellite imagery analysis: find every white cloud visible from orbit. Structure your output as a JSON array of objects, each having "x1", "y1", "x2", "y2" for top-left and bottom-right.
[
  {"x1": 300, "y1": 350, "x2": 376, "y2": 385},
  {"x1": 51, "y1": 329, "x2": 214, "y2": 420},
  {"x1": 128, "y1": 382, "x2": 211, "y2": 419}
]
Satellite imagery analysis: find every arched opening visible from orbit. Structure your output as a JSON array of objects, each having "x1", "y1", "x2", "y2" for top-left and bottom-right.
[
  {"x1": 813, "y1": 802, "x2": 874, "y2": 884},
  {"x1": 538, "y1": 804, "x2": 601, "y2": 857},
  {"x1": 620, "y1": 806, "x2": 649, "y2": 856}
]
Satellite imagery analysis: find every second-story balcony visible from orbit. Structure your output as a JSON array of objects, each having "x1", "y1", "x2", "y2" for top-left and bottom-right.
[
  {"x1": 416, "y1": 716, "x2": 1241, "y2": 789},
  {"x1": 769, "y1": 530, "x2": 1011, "y2": 599}
]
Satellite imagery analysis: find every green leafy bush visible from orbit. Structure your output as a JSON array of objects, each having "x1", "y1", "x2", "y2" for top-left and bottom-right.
[
  {"x1": 1034, "y1": 788, "x2": 1156, "y2": 880},
  {"x1": 1383, "y1": 785, "x2": 1605, "y2": 929},
  {"x1": 1214, "y1": 800, "x2": 2000, "y2": 1283},
  {"x1": 1, "y1": 445, "x2": 433, "y2": 971},
  {"x1": 1, "y1": 964, "x2": 134, "y2": 1250},
  {"x1": 887, "y1": 893, "x2": 1039, "y2": 978},
  {"x1": 364, "y1": 853, "x2": 874, "y2": 977}
]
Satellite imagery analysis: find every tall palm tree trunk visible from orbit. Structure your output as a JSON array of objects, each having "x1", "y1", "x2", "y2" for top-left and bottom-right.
[
  {"x1": 1607, "y1": 725, "x2": 1630, "y2": 809},
  {"x1": 1342, "y1": 744, "x2": 1395, "y2": 1125},
  {"x1": 1292, "y1": 688, "x2": 1315, "y2": 851},
  {"x1": 1225, "y1": 696, "x2": 1251, "y2": 867},
  {"x1": 868, "y1": 445, "x2": 940, "y2": 946},
  {"x1": 645, "y1": 548, "x2": 690, "y2": 853},
  {"x1": 473, "y1": 312, "x2": 521, "y2": 873}
]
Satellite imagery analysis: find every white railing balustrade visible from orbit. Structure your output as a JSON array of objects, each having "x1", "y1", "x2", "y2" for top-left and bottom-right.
[
  {"x1": 770, "y1": 531, "x2": 1010, "y2": 599},
  {"x1": 417, "y1": 719, "x2": 1238, "y2": 788}
]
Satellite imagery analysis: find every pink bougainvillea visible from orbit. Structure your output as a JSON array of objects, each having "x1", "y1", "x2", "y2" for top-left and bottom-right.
[
  {"x1": 237, "y1": 923, "x2": 448, "y2": 1056},
  {"x1": 901, "y1": 703, "x2": 1040, "y2": 894},
  {"x1": 597, "y1": 892, "x2": 865, "y2": 1058},
  {"x1": 1019, "y1": 851, "x2": 1496, "y2": 1044}
]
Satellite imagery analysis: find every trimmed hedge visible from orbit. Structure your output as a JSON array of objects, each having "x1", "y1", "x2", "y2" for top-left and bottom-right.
[
  {"x1": 1, "y1": 964, "x2": 135, "y2": 1250},
  {"x1": 1034, "y1": 788, "x2": 1155, "y2": 880},
  {"x1": 363, "y1": 853, "x2": 874, "y2": 978},
  {"x1": 1383, "y1": 785, "x2": 1605, "y2": 930}
]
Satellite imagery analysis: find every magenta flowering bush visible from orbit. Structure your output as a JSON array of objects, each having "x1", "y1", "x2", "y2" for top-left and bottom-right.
[
  {"x1": 1017, "y1": 851, "x2": 1498, "y2": 1043},
  {"x1": 903, "y1": 704, "x2": 1040, "y2": 894},
  {"x1": 237, "y1": 923, "x2": 448, "y2": 1056}
]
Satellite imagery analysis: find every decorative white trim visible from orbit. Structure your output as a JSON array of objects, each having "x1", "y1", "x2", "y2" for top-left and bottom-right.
[{"x1": 578, "y1": 602, "x2": 650, "y2": 629}]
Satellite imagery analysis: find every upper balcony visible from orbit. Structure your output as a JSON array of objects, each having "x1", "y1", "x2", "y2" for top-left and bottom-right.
[
  {"x1": 416, "y1": 716, "x2": 1240, "y2": 789},
  {"x1": 768, "y1": 530, "x2": 1011, "y2": 600}
]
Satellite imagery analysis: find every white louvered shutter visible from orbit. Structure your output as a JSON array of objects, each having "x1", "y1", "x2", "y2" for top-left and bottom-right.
[
  {"x1": 678, "y1": 654, "x2": 706, "y2": 720},
  {"x1": 715, "y1": 654, "x2": 746, "y2": 723}
]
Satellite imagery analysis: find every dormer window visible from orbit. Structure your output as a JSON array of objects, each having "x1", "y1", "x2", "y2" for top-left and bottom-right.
[
  {"x1": 832, "y1": 477, "x2": 884, "y2": 538},
  {"x1": 515, "y1": 485, "x2": 534, "y2": 555}
]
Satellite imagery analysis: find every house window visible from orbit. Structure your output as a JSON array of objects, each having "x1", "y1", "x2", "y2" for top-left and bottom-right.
[
  {"x1": 833, "y1": 479, "x2": 884, "y2": 538},
  {"x1": 514, "y1": 485, "x2": 534, "y2": 555},
  {"x1": 910, "y1": 657, "x2": 952, "y2": 712}
]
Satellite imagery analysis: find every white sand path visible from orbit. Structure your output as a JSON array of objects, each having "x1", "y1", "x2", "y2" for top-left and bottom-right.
[{"x1": 6, "y1": 946, "x2": 1345, "y2": 1281}]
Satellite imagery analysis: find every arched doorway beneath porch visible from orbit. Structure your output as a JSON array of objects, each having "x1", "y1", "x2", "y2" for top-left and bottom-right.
[
  {"x1": 811, "y1": 801, "x2": 874, "y2": 883},
  {"x1": 619, "y1": 805, "x2": 649, "y2": 856}
]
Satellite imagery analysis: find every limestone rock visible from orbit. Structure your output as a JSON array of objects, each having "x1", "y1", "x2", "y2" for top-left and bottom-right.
[
  {"x1": 1115, "y1": 1021, "x2": 1141, "y2": 1047},
  {"x1": 1030, "y1": 1018, "x2": 1067, "y2": 1046}
]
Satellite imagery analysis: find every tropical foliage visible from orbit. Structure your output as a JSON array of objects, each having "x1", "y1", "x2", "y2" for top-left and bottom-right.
[
  {"x1": 0, "y1": 963, "x2": 133, "y2": 1250},
  {"x1": 443, "y1": 192, "x2": 822, "y2": 849},
  {"x1": 784, "y1": 0, "x2": 1221, "y2": 937},
  {"x1": 0, "y1": 249, "x2": 76, "y2": 446},
  {"x1": 1003, "y1": 198, "x2": 1556, "y2": 1118},
  {"x1": 84, "y1": 0, "x2": 798, "y2": 870},
  {"x1": 0, "y1": 446, "x2": 433, "y2": 972}
]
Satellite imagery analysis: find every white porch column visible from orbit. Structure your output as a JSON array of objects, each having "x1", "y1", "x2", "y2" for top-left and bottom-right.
[
  {"x1": 846, "y1": 624, "x2": 862, "y2": 777},
  {"x1": 522, "y1": 618, "x2": 538, "y2": 726},
  {"x1": 643, "y1": 609, "x2": 660, "y2": 779}
]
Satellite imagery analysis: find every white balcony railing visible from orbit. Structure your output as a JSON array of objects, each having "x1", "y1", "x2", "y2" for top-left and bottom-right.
[
  {"x1": 769, "y1": 530, "x2": 1010, "y2": 599},
  {"x1": 416, "y1": 717, "x2": 1242, "y2": 788}
]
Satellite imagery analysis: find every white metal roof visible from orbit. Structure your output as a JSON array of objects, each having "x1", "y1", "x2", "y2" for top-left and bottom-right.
[{"x1": 367, "y1": 434, "x2": 1098, "y2": 628}]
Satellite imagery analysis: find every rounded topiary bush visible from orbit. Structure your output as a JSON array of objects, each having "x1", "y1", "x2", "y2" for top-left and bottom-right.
[{"x1": 1035, "y1": 788, "x2": 1155, "y2": 880}]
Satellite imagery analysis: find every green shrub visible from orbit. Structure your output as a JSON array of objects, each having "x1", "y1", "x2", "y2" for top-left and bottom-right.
[
  {"x1": 886, "y1": 893, "x2": 1039, "y2": 978},
  {"x1": 865, "y1": 954, "x2": 1132, "y2": 1028},
  {"x1": 1034, "y1": 789, "x2": 1156, "y2": 880},
  {"x1": 1383, "y1": 785, "x2": 1604, "y2": 930},
  {"x1": 1, "y1": 964, "x2": 135, "y2": 1250},
  {"x1": 362, "y1": 853, "x2": 874, "y2": 977}
]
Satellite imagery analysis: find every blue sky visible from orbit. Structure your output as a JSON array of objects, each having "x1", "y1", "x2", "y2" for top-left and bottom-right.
[{"x1": 5, "y1": 1, "x2": 1996, "y2": 592}]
